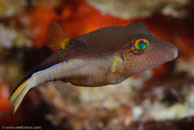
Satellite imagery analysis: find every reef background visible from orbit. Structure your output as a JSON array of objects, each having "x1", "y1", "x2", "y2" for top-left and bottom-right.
[{"x1": 0, "y1": 0, "x2": 194, "y2": 130}]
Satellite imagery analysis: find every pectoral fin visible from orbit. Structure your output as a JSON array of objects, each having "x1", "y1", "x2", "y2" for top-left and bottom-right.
[{"x1": 111, "y1": 55, "x2": 123, "y2": 72}]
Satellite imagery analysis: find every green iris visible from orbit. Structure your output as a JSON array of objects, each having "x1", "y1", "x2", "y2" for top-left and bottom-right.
[{"x1": 138, "y1": 41, "x2": 147, "y2": 50}]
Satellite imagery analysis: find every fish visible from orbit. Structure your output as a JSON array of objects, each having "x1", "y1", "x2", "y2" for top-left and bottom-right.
[{"x1": 8, "y1": 22, "x2": 178, "y2": 113}]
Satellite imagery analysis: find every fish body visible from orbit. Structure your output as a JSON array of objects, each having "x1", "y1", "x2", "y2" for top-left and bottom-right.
[{"x1": 9, "y1": 22, "x2": 178, "y2": 113}]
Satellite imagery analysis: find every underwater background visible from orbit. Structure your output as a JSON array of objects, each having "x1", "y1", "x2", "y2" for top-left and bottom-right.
[{"x1": 0, "y1": 0, "x2": 194, "y2": 130}]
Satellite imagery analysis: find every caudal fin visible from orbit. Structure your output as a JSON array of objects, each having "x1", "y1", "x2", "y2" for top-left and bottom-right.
[{"x1": 8, "y1": 80, "x2": 31, "y2": 113}]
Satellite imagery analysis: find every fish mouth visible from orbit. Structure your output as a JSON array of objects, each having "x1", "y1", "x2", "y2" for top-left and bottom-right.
[
  {"x1": 159, "y1": 40, "x2": 178, "y2": 62},
  {"x1": 169, "y1": 45, "x2": 178, "y2": 61},
  {"x1": 173, "y1": 48, "x2": 178, "y2": 59}
]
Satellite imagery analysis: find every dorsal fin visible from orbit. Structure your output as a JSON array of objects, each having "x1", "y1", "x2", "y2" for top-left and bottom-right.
[{"x1": 46, "y1": 22, "x2": 70, "y2": 50}]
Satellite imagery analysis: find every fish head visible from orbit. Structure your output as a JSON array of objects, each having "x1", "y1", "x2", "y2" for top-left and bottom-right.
[{"x1": 119, "y1": 22, "x2": 178, "y2": 74}]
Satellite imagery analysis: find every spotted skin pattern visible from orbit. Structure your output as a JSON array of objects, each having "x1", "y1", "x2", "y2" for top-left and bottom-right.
[{"x1": 9, "y1": 22, "x2": 178, "y2": 113}]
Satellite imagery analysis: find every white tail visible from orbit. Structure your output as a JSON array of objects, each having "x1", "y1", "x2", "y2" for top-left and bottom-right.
[{"x1": 9, "y1": 78, "x2": 36, "y2": 113}]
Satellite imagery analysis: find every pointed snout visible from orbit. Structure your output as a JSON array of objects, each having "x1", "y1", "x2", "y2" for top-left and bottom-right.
[
  {"x1": 160, "y1": 41, "x2": 178, "y2": 61},
  {"x1": 172, "y1": 46, "x2": 178, "y2": 59},
  {"x1": 169, "y1": 43, "x2": 178, "y2": 60}
]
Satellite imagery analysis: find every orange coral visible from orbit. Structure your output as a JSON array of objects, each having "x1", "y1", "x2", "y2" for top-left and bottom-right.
[
  {"x1": 60, "y1": 0, "x2": 133, "y2": 38},
  {"x1": 27, "y1": 0, "x2": 133, "y2": 48},
  {"x1": 29, "y1": 4, "x2": 58, "y2": 48},
  {"x1": 0, "y1": 82, "x2": 12, "y2": 112}
]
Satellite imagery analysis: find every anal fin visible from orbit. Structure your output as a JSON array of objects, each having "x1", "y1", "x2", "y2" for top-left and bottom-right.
[
  {"x1": 54, "y1": 81, "x2": 72, "y2": 92},
  {"x1": 53, "y1": 81, "x2": 75, "y2": 96}
]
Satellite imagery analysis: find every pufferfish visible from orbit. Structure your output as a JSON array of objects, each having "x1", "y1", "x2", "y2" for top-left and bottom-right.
[{"x1": 8, "y1": 22, "x2": 178, "y2": 113}]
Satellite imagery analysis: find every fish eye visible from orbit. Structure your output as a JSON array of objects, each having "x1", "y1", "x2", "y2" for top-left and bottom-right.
[{"x1": 134, "y1": 38, "x2": 150, "y2": 52}]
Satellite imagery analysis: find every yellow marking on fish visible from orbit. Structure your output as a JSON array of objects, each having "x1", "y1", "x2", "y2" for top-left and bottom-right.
[
  {"x1": 9, "y1": 80, "x2": 27, "y2": 103},
  {"x1": 13, "y1": 85, "x2": 28, "y2": 113},
  {"x1": 60, "y1": 38, "x2": 70, "y2": 49},
  {"x1": 46, "y1": 22, "x2": 70, "y2": 50},
  {"x1": 111, "y1": 55, "x2": 123, "y2": 72},
  {"x1": 9, "y1": 22, "x2": 178, "y2": 114}
]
